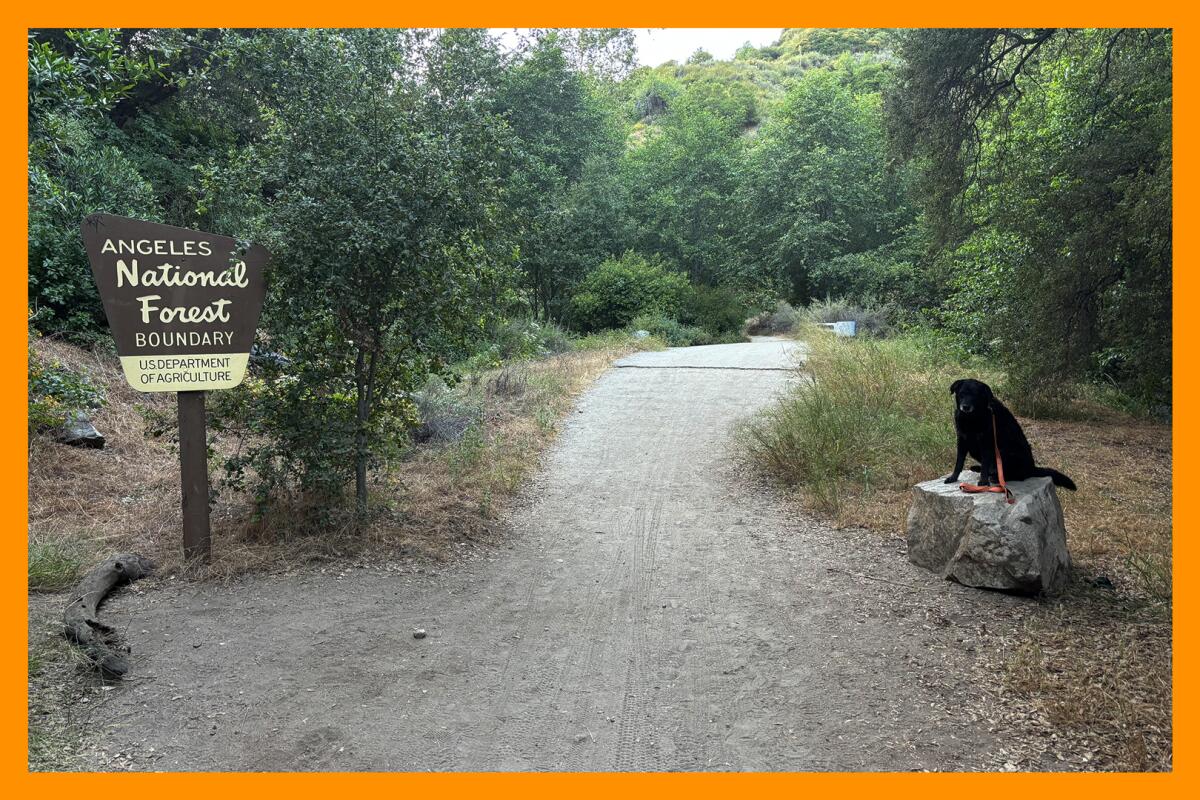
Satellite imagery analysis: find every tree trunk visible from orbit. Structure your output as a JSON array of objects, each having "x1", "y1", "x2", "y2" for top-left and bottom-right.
[
  {"x1": 353, "y1": 344, "x2": 381, "y2": 515},
  {"x1": 63, "y1": 553, "x2": 153, "y2": 677},
  {"x1": 354, "y1": 348, "x2": 369, "y2": 513}
]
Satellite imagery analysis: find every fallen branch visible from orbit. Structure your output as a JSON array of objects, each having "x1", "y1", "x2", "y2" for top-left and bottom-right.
[{"x1": 63, "y1": 553, "x2": 153, "y2": 678}]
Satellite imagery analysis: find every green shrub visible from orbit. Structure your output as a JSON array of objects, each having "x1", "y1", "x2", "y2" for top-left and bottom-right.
[
  {"x1": 742, "y1": 331, "x2": 964, "y2": 511},
  {"x1": 489, "y1": 318, "x2": 574, "y2": 361},
  {"x1": 28, "y1": 28, "x2": 166, "y2": 339},
  {"x1": 457, "y1": 318, "x2": 576, "y2": 374},
  {"x1": 629, "y1": 314, "x2": 710, "y2": 347},
  {"x1": 29, "y1": 114, "x2": 159, "y2": 338},
  {"x1": 460, "y1": 343, "x2": 504, "y2": 374},
  {"x1": 678, "y1": 285, "x2": 748, "y2": 337},
  {"x1": 211, "y1": 374, "x2": 384, "y2": 513},
  {"x1": 28, "y1": 345, "x2": 104, "y2": 432},
  {"x1": 568, "y1": 252, "x2": 689, "y2": 333}
]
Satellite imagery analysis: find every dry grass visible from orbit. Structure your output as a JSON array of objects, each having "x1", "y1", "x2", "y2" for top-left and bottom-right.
[
  {"x1": 368, "y1": 350, "x2": 622, "y2": 553},
  {"x1": 27, "y1": 594, "x2": 99, "y2": 771},
  {"x1": 999, "y1": 414, "x2": 1172, "y2": 772},
  {"x1": 1026, "y1": 415, "x2": 1172, "y2": 597},
  {"x1": 28, "y1": 337, "x2": 184, "y2": 580},
  {"x1": 741, "y1": 330, "x2": 972, "y2": 519},
  {"x1": 823, "y1": 412, "x2": 1174, "y2": 602},
  {"x1": 999, "y1": 586, "x2": 1171, "y2": 771},
  {"x1": 28, "y1": 335, "x2": 645, "y2": 583}
]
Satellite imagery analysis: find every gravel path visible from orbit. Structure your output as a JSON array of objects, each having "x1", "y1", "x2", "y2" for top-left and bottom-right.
[{"x1": 55, "y1": 339, "x2": 1030, "y2": 771}]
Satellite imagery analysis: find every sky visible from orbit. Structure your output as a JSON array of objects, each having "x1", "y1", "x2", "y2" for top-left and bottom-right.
[
  {"x1": 489, "y1": 29, "x2": 785, "y2": 69},
  {"x1": 633, "y1": 29, "x2": 783, "y2": 66}
]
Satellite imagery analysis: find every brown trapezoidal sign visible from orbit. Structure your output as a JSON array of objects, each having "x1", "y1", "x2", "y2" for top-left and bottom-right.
[{"x1": 81, "y1": 214, "x2": 269, "y2": 392}]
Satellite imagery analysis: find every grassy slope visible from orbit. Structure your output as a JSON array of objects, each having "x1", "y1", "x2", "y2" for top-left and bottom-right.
[{"x1": 742, "y1": 328, "x2": 1171, "y2": 771}]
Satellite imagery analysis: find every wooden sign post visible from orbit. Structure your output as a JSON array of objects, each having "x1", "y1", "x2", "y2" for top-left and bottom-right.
[
  {"x1": 82, "y1": 214, "x2": 269, "y2": 562},
  {"x1": 178, "y1": 391, "x2": 210, "y2": 560}
]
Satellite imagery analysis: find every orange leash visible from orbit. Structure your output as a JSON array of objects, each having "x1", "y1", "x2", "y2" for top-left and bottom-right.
[{"x1": 959, "y1": 413, "x2": 1016, "y2": 504}]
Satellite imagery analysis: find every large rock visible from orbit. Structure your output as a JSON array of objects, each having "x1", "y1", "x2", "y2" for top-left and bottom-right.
[
  {"x1": 56, "y1": 411, "x2": 105, "y2": 449},
  {"x1": 906, "y1": 470, "x2": 1070, "y2": 594}
]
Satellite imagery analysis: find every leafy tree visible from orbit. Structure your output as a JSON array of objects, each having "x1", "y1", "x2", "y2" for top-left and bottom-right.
[
  {"x1": 778, "y1": 28, "x2": 896, "y2": 58},
  {"x1": 885, "y1": 28, "x2": 1061, "y2": 246},
  {"x1": 678, "y1": 285, "x2": 748, "y2": 337},
  {"x1": 517, "y1": 28, "x2": 637, "y2": 81},
  {"x1": 28, "y1": 29, "x2": 168, "y2": 334},
  {"x1": 890, "y1": 29, "x2": 1172, "y2": 403},
  {"x1": 496, "y1": 36, "x2": 624, "y2": 320},
  {"x1": 734, "y1": 42, "x2": 760, "y2": 62},
  {"x1": 224, "y1": 29, "x2": 515, "y2": 512},
  {"x1": 624, "y1": 86, "x2": 744, "y2": 286},
  {"x1": 739, "y1": 66, "x2": 912, "y2": 302}
]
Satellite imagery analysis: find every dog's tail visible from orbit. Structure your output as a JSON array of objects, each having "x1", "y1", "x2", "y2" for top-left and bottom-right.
[{"x1": 1031, "y1": 467, "x2": 1077, "y2": 491}]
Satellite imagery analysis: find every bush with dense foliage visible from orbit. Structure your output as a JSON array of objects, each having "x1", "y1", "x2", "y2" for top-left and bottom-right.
[
  {"x1": 628, "y1": 314, "x2": 711, "y2": 347},
  {"x1": 28, "y1": 30, "x2": 166, "y2": 337},
  {"x1": 677, "y1": 285, "x2": 749, "y2": 338},
  {"x1": 568, "y1": 252, "x2": 690, "y2": 333},
  {"x1": 458, "y1": 318, "x2": 575, "y2": 373},
  {"x1": 28, "y1": 347, "x2": 104, "y2": 431}
]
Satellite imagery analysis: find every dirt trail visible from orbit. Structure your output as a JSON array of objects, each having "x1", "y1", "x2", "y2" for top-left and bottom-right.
[{"x1": 49, "y1": 339, "x2": 1030, "y2": 771}]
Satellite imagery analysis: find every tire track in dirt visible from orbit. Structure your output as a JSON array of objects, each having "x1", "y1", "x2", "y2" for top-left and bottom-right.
[{"x1": 611, "y1": 502, "x2": 662, "y2": 770}]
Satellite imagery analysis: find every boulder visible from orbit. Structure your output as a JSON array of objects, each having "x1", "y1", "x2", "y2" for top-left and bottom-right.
[
  {"x1": 906, "y1": 470, "x2": 1070, "y2": 594},
  {"x1": 56, "y1": 411, "x2": 105, "y2": 449}
]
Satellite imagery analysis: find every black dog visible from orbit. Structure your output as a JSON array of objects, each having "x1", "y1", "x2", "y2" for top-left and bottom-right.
[{"x1": 945, "y1": 379, "x2": 1076, "y2": 490}]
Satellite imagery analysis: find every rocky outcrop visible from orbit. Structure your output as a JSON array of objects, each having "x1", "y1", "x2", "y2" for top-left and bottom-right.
[{"x1": 907, "y1": 471, "x2": 1071, "y2": 595}]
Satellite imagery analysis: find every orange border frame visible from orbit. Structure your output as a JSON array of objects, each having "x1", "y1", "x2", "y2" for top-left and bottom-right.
[{"x1": 3, "y1": 4, "x2": 1189, "y2": 795}]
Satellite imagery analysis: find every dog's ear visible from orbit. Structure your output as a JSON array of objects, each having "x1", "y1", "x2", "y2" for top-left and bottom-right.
[
  {"x1": 949, "y1": 379, "x2": 963, "y2": 395},
  {"x1": 980, "y1": 382, "x2": 997, "y2": 409}
]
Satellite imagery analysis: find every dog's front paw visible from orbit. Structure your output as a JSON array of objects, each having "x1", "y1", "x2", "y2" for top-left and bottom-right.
[{"x1": 943, "y1": 475, "x2": 959, "y2": 484}]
